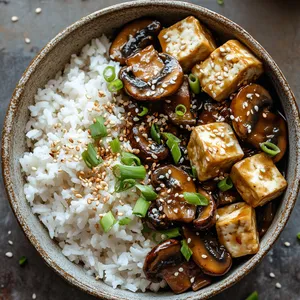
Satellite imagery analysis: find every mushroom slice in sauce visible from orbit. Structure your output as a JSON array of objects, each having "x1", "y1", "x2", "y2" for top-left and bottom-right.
[
  {"x1": 193, "y1": 188, "x2": 217, "y2": 230},
  {"x1": 164, "y1": 76, "x2": 197, "y2": 126},
  {"x1": 256, "y1": 202, "x2": 276, "y2": 237},
  {"x1": 161, "y1": 261, "x2": 207, "y2": 294},
  {"x1": 247, "y1": 110, "x2": 287, "y2": 162},
  {"x1": 120, "y1": 49, "x2": 184, "y2": 101},
  {"x1": 109, "y1": 18, "x2": 161, "y2": 65},
  {"x1": 146, "y1": 202, "x2": 174, "y2": 230},
  {"x1": 151, "y1": 165, "x2": 197, "y2": 223},
  {"x1": 183, "y1": 227, "x2": 232, "y2": 276},
  {"x1": 198, "y1": 99, "x2": 231, "y2": 125},
  {"x1": 143, "y1": 239, "x2": 183, "y2": 282},
  {"x1": 129, "y1": 124, "x2": 169, "y2": 162},
  {"x1": 231, "y1": 84, "x2": 287, "y2": 162}
]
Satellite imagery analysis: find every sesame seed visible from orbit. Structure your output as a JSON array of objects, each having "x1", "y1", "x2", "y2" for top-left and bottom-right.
[
  {"x1": 5, "y1": 252, "x2": 13, "y2": 258},
  {"x1": 190, "y1": 277, "x2": 195, "y2": 283},
  {"x1": 254, "y1": 105, "x2": 259, "y2": 112},
  {"x1": 201, "y1": 254, "x2": 208, "y2": 259},
  {"x1": 187, "y1": 238, "x2": 191, "y2": 244},
  {"x1": 8, "y1": 231, "x2": 11, "y2": 235},
  {"x1": 269, "y1": 272, "x2": 275, "y2": 278},
  {"x1": 75, "y1": 193, "x2": 83, "y2": 198},
  {"x1": 25, "y1": 38, "x2": 31, "y2": 44},
  {"x1": 35, "y1": 7, "x2": 42, "y2": 14},
  {"x1": 31, "y1": 166, "x2": 37, "y2": 171},
  {"x1": 275, "y1": 282, "x2": 282, "y2": 289},
  {"x1": 8, "y1": 240, "x2": 13, "y2": 245},
  {"x1": 32, "y1": 293, "x2": 37, "y2": 299},
  {"x1": 284, "y1": 241, "x2": 291, "y2": 247},
  {"x1": 230, "y1": 115, "x2": 234, "y2": 120},
  {"x1": 174, "y1": 272, "x2": 179, "y2": 277},
  {"x1": 11, "y1": 16, "x2": 19, "y2": 22},
  {"x1": 178, "y1": 267, "x2": 184, "y2": 272}
]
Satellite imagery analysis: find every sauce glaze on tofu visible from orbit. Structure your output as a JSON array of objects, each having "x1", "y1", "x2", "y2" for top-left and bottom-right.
[{"x1": 109, "y1": 16, "x2": 288, "y2": 294}]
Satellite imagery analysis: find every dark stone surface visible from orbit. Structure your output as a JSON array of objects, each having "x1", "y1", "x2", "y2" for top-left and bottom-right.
[{"x1": 0, "y1": 1, "x2": 299, "y2": 299}]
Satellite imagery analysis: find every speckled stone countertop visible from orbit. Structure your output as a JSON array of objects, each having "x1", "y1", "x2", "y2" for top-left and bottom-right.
[{"x1": 0, "y1": 1, "x2": 299, "y2": 299}]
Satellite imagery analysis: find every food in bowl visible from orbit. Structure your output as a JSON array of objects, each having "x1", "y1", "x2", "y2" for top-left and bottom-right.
[{"x1": 20, "y1": 16, "x2": 288, "y2": 294}]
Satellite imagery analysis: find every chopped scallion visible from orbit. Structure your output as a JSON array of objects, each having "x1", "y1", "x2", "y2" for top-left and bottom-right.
[
  {"x1": 109, "y1": 138, "x2": 121, "y2": 153},
  {"x1": 19, "y1": 256, "x2": 27, "y2": 266},
  {"x1": 297, "y1": 232, "x2": 300, "y2": 240},
  {"x1": 107, "y1": 79, "x2": 123, "y2": 93},
  {"x1": 135, "y1": 184, "x2": 157, "y2": 201},
  {"x1": 163, "y1": 132, "x2": 182, "y2": 164},
  {"x1": 138, "y1": 106, "x2": 149, "y2": 117},
  {"x1": 175, "y1": 104, "x2": 187, "y2": 116},
  {"x1": 100, "y1": 211, "x2": 116, "y2": 233},
  {"x1": 119, "y1": 217, "x2": 132, "y2": 226},
  {"x1": 82, "y1": 143, "x2": 103, "y2": 169},
  {"x1": 188, "y1": 74, "x2": 201, "y2": 94},
  {"x1": 89, "y1": 117, "x2": 107, "y2": 140},
  {"x1": 121, "y1": 152, "x2": 141, "y2": 166},
  {"x1": 133, "y1": 197, "x2": 150, "y2": 218},
  {"x1": 260, "y1": 141, "x2": 281, "y2": 157},
  {"x1": 183, "y1": 192, "x2": 209, "y2": 206},
  {"x1": 103, "y1": 66, "x2": 116, "y2": 82},
  {"x1": 115, "y1": 179, "x2": 136, "y2": 192},
  {"x1": 218, "y1": 177, "x2": 233, "y2": 192},
  {"x1": 181, "y1": 239, "x2": 193, "y2": 261},
  {"x1": 191, "y1": 166, "x2": 197, "y2": 178},
  {"x1": 150, "y1": 123, "x2": 161, "y2": 144},
  {"x1": 245, "y1": 291, "x2": 258, "y2": 300},
  {"x1": 162, "y1": 132, "x2": 181, "y2": 143},
  {"x1": 159, "y1": 228, "x2": 181, "y2": 239},
  {"x1": 113, "y1": 164, "x2": 146, "y2": 180}
]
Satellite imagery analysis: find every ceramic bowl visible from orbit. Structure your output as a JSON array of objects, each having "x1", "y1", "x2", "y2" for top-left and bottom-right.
[{"x1": 2, "y1": 1, "x2": 300, "y2": 299}]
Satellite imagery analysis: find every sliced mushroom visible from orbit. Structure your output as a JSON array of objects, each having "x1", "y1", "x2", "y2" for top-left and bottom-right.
[
  {"x1": 126, "y1": 45, "x2": 165, "y2": 82},
  {"x1": 143, "y1": 239, "x2": 183, "y2": 282},
  {"x1": 164, "y1": 76, "x2": 197, "y2": 126},
  {"x1": 161, "y1": 260, "x2": 204, "y2": 294},
  {"x1": 193, "y1": 188, "x2": 217, "y2": 230},
  {"x1": 183, "y1": 227, "x2": 232, "y2": 276},
  {"x1": 120, "y1": 51, "x2": 184, "y2": 101},
  {"x1": 191, "y1": 273, "x2": 212, "y2": 291},
  {"x1": 231, "y1": 84, "x2": 287, "y2": 162},
  {"x1": 146, "y1": 202, "x2": 174, "y2": 231},
  {"x1": 247, "y1": 110, "x2": 287, "y2": 163},
  {"x1": 129, "y1": 124, "x2": 169, "y2": 162},
  {"x1": 151, "y1": 165, "x2": 197, "y2": 223},
  {"x1": 198, "y1": 99, "x2": 231, "y2": 125},
  {"x1": 109, "y1": 18, "x2": 161, "y2": 65}
]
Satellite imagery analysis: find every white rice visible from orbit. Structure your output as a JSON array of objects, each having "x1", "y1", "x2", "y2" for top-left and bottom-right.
[{"x1": 20, "y1": 36, "x2": 166, "y2": 292}]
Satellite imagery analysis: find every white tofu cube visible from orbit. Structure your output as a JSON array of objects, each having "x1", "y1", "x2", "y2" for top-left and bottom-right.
[
  {"x1": 216, "y1": 202, "x2": 259, "y2": 258},
  {"x1": 158, "y1": 16, "x2": 216, "y2": 71},
  {"x1": 187, "y1": 122, "x2": 244, "y2": 181},
  {"x1": 230, "y1": 153, "x2": 287, "y2": 207},
  {"x1": 192, "y1": 40, "x2": 263, "y2": 101}
]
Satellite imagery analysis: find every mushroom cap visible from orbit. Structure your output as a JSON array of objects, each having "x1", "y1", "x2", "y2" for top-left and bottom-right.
[
  {"x1": 120, "y1": 52, "x2": 184, "y2": 101},
  {"x1": 109, "y1": 18, "x2": 161, "y2": 65},
  {"x1": 151, "y1": 165, "x2": 197, "y2": 223},
  {"x1": 143, "y1": 239, "x2": 182, "y2": 282},
  {"x1": 183, "y1": 227, "x2": 232, "y2": 276}
]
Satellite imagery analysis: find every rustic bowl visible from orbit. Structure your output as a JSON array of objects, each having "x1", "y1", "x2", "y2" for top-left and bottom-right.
[{"x1": 2, "y1": 1, "x2": 300, "y2": 299}]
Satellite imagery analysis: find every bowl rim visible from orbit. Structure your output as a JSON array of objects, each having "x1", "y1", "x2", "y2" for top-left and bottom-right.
[{"x1": 2, "y1": 1, "x2": 300, "y2": 299}]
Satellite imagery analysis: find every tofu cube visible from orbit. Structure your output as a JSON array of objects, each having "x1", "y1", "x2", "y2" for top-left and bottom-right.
[
  {"x1": 216, "y1": 202, "x2": 259, "y2": 258},
  {"x1": 158, "y1": 16, "x2": 216, "y2": 71},
  {"x1": 230, "y1": 153, "x2": 287, "y2": 207},
  {"x1": 192, "y1": 40, "x2": 263, "y2": 101},
  {"x1": 187, "y1": 122, "x2": 244, "y2": 181}
]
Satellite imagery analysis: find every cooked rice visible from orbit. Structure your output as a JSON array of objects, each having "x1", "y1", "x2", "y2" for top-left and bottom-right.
[{"x1": 20, "y1": 35, "x2": 166, "y2": 292}]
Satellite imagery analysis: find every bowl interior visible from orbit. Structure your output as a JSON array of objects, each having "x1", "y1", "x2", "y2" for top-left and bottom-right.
[{"x1": 2, "y1": 1, "x2": 300, "y2": 300}]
